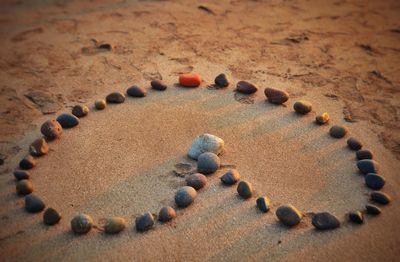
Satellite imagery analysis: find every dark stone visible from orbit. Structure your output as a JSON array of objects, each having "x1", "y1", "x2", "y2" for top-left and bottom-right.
[
  {"x1": 311, "y1": 212, "x2": 340, "y2": 230},
  {"x1": 71, "y1": 214, "x2": 93, "y2": 234},
  {"x1": 276, "y1": 204, "x2": 302, "y2": 227},
  {"x1": 236, "y1": 81, "x2": 258, "y2": 94},
  {"x1": 293, "y1": 100, "x2": 312, "y2": 114},
  {"x1": 104, "y1": 217, "x2": 126, "y2": 234},
  {"x1": 348, "y1": 211, "x2": 364, "y2": 224},
  {"x1": 264, "y1": 88, "x2": 289, "y2": 104},
  {"x1": 135, "y1": 212, "x2": 155, "y2": 232},
  {"x1": 365, "y1": 174, "x2": 385, "y2": 190},
  {"x1": 14, "y1": 170, "x2": 30, "y2": 180},
  {"x1": 43, "y1": 208, "x2": 61, "y2": 225},
  {"x1": 365, "y1": 204, "x2": 381, "y2": 215},
  {"x1": 220, "y1": 169, "x2": 241, "y2": 185},
  {"x1": 158, "y1": 206, "x2": 177, "y2": 222},
  {"x1": 237, "y1": 181, "x2": 253, "y2": 199},
  {"x1": 16, "y1": 179, "x2": 33, "y2": 195},
  {"x1": 151, "y1": 80, "x2": 167, "y2": 91},
  {"x1": 197, "y1": 152, "x2": 220, "y2": 174},
  {"x1": 329, "y1": 125, "x2": 348, "y2": 138},
  {"x1": 25, "y1": 194, "x2": 45, "y2": 213},
  {"x1": 175, "y1": 186, "x2": 197, "y2": 208},
  {"x1": 106, "y1": 92, "x2": 125, "y2": 103},
  {"x1": 95, "y1": 99, "x2": 106, "y2": 110},
  {"x1": 56, "y1": 113, "x2": 79, "y2": 128},
  {"x1": 19, "y1": 155, "x2": 36, "y2": 170},
  {"x1": 29, "y1": 138, "x2": 49, "y2": 157},
  {"x1": 214, "y1": 73, "x2": 229, "y2": 87},
  {"x1": 356, "y1": 149, "x2": 373, "y2": 160},
  {"x1": 186, "y1": 173, "x2": 207, "y2": 190},
  {"x1": 41, "y1": 120, "x2": 62, "y2": 140},
  {"x1": 256, "y1": 196, "x2": 271, "y2": 213},
  {"x1": 370, "y1": 191, "x2": 391, "y2": 205},
  {"x1": 72, "y1": 105, "x2": 89, "y2": 118},
  {"x1": 357, "y1": 159, "x2": 380, "y2": 174},
  {"x1": 126, "y1": 85, "x2": 147, "y2": 97},
  {"x1": 347, "y1": 137, "x2": 362, "y2": 151}
]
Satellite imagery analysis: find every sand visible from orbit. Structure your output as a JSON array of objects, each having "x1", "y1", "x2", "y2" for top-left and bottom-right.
[{"x1": 0, "y1": 0, "x2": 399, "y2": 261}]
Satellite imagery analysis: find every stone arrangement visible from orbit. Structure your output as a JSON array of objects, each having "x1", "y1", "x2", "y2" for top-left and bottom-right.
[{"x1": 10, "y1": 73, "x2": 392, "y2": 235}]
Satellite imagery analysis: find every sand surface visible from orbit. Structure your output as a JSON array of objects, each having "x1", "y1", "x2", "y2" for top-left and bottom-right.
[{"x1": 0, "y1": 0, "x2": 399, "y2": 261}]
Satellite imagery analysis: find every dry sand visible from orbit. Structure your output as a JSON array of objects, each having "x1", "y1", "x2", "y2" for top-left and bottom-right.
[{"x1": 0, "y1": 0, "x2": 399, "y2": 261}]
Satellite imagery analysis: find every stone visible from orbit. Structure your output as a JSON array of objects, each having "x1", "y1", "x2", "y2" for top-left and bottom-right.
[
  {"x1": 56, "y1": 113, "x2": 79, "y2": 128},
  {"x1": 197, "y1": 152, "x2": 220, "y2": 174},
  {"x1": 370, "y1": 191, "x2": 391, "y2": 205},
  {"x1": 237, "y1": 181, "x2": 253, "y2": 199},
  {"x1": 356, "y1": 149, "x2": 373, "y2": 160},
  {"x1": 71, "y1": 214, "x2": 93, "y2": 234},
  {"x1": 365, "y1": 174, "x2": 385, "y2": 190},
  {"x1": 348, "y1": 211, "x2": 364, "y2": 224},
  {"x1": 29, "y1": 138, "x2": 49, "y2": 157},
  {"x1": 106, "y1": 92, "x2": 125, "y2": 103},
  {"x1": 312, "y1": 212, "x2": 340, "y2": 230},
  {"x1": 158, "y1": 206, "x2": 177, "y2": 222},
  {"x1": 104, "y1": 217, "x2": 126, "y2": 234},
  {"x1": 25, "y1": 194, "x2": 45, "y2": 213},
  {"x1": 365, "y1": 204, "x2": 381, "y2": 215},
  {"x1": 315, "y1": 112, "x2": 330, "y2": 125},
  {"x1": 220, "y1": 169, "x2": 241, "y2": 185},
  {"x1": 151, "y1": 80, "x2": 167, "y2": 91},
  {"x1": 126, "y1": 85, "x2": 147, "y2": 97},
  {"x1": 16, "y1": 179, "x2": 33, "y2": 195},
  {"x1": 14, "y1": 170, "x2": 30, "y2": 180},
  {"x1": 329, "y1": 125, "x2": 348, "y2": 138},
  {"x1": 236, "y1": 81, "x2": 258, "y2": 94},
  {"x1": 186, "y1": 173, "x2": 207, "y2": 190},
  {"x1": 95, "y1": 99, "x2": 106, "y2": 110},
  {"x1": 256, "y1": 196, "x2": 271, "y2": 213},
  {"x1": 357, "y1": 159, "x2": 380, "y2": 174},
  {"x1": 72, "y1": 105, "x2": 89, "y2": 118},
  {"x1": 214, "y1": 73, "x2": 229, "y2": 87},
  {"x1": 293, "y1": 100, "x2": 312, "y2": 114},
  {"x1": 264, "y1": 87, "x2": 289, "y2": 104},
  {"x1": 276, "y1": 204, "x2": 302, "y2": 227},
  {"x1": 41, "y1": 120, "x2": 62, "y2": 140},
  {"x1": 179, "y1": 73, "x2": 202, "y2": 87},
  {"x1": 175, "y1": 186, "x2": 197, "y2": 208},
  {"x1": 347, "y1": 137, "x2": 362, "y2": 151},
  {"x1": 135, "y1": 212, "x2": 155, "y2": 232},
  {"x1": 43, "y1": 208, "x2": 61, "y2": 225},
  {"x1": 188, "y1": 134, "x2": 224, "y2": 160},
  {"x1": 19, "y1": 155, "x2": 36, "y2": 170}
]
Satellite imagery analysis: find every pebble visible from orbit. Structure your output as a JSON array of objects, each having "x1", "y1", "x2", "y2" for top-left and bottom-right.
[
  {"x1": 43, "y1": 208, "x2": 61, "y2": 225},
  {"x1": 264, "y1": 87, "x2": 289, "y2": 104},
  {"x1": 197, "y1": 152, "x2": 220, "y2": 174},
  {"x1": 256, "y1": 196, "x2": 271, "y2": 213},
  {"x1": 104, "y1": 217, "x2": 126, "y2": 234},
  {"x1": 135, "y1": 212, "x2": 155, "y2": 232},
  {"x1": 151, "y1": 80, "x2": 167, "y2": 91},
  {"x1": 126, "y1": 85, "x2": 147, "y2": 97},
  {"x1": 365, "y1": 173, "x2": 385, "y2": 190},
  {"x1": 158, "y1": 206, "x2": 177, "y2": 222},
  {"x1": 365, "y1": 204, "x2": 381, "y2": 215},
  {"x1": 356, "y1": 149, "x2": 373, "y2": 160},
  {"x1": 56, "y1": 113, "x2": 79, "y2": 128},
  {"x1": 348, "y1": 211, "x2": 364, "y2": 224},
  {"x1": 72, "y1": 105, "x2": 89, "y2": 118},
  {"x1": 16, "y1": 179, "x2": 33, "y2": 195},
  {"x1": 14, "y1": 170, "x2": 30, "y2": 180},
  {"x1": 175, "y1": 186, "x2": 197, "y2": 208},
  {"x1": 19, "y1": 155, "x2": 36, "y2": 170},
  {"x1": 106, "y1": 92, "x2": 125, "y2": 103},
  {"x1": 188, "y1": 134, "x2": 225, "y2": 160},
  {"x1": 186, "y1": 173, "x2": 208, "y2": 190},
  {"x1": 179, "y1": 73, "x2": 202, "y2": 87},
  {"x1": 311, "y1": 212, "x2": 340, "y2": 230},
  {"x1": 29, "y1": 138, "x2": 49, "y2": 157},
  {"x1": 347, "y1": 137, "x2": 363, "y2": 151},
  {"x1": 237, "y1": 181, "x2": 253, "y2": 199},
  {"x1": 315, "y1": 112, "x2": 330, "y2": 125},
  {"x1": 41, "y1": 120, "x2": 62, "y2": 140},
  {"x1": 236, "y1": 81, "x2": 258, "y2": 94},
  {"x1": 71, "y1": 214, "x2": 93, "y2": 234},
  {"x1": 95, "y1": 99, "x2": 106, "y2": 110},
  {"x1": 220, "y1": 169, "x2": 241, "y2": 185},
  {"x1": 214, "y1": 73, "x2": 229, "y2": 87},
  {"x1": 357, "y1": 159, "x2": 380, "y2": 174},
  {"x1": 25, "y1": 194, "x2": 45, "y2": 213},
  {"x1": 276, "y1": 204, "x2": 302, "y2": 227},
  {"x1": 293, "y1": 100, "x2": 312, "y2": 114},
  {"x1": 370, "y1": 191, "x2": 391, "y2": 205},
  {"x1": 329, "y1": 125, "x2": 348, "y2": 138}
]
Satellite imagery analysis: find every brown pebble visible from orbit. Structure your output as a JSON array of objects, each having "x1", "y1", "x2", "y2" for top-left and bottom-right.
[
  {"x1": 315, "y1": 112, "x2": 330, "y2": 125},
  {"x1": 43, "y1": 208, "x2": 61, "y2": 225},
  {"x1": 236, "y1": 81, "x2": 258, "y2": 94},
  {"x1": 41, "y1": 120, "x2": 62, "y2": 140},
  {"x1": 19, "y1": 155, "x2": 36, "y2": 170},
  {"x1": 151, "y1": 80, "x2": 167, "y2": 91},
  {"x1": 29, "y1": 138, "x2": 49, "y2": 157},
  {"x1": 264, "y1": 87, "x2": 289, "y2": 104},
  {"x1": 16, "y1": 179, "x2": 33, "y2": 195}
]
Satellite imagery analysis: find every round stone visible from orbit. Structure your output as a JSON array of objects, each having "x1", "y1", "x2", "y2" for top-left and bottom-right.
[
  {"x1": 14, "y1": 170, "x2": 30, "y2": 180},
  {"x1": 365, "y1": 174, "x2": 385, "y2": 190},
  {"x1": 348, "y1": 211, "x2": 364, "y2": 224},
  {"x1": 43, "y1": 208, "x2": 61, "y2": 225},
  {"x1": 135, "y1": 212, "x2": 155, "y2": 232},
  {"x1": 56, "y1": 113, "x2": 79, "y2": 128},
  {"x1": 365, "y1": 204, "x2": 381, "y2": 215},
  {"x1": 293, "y1": 100, "x2": 312, "y2": 114},
  {"x1": 72, "y1": 105, "x2": 89, "y2": 118},
  {"x1": 16, "y1": 179, "x2": 33, "y2": 195},
  {"x1": 158, "y1": 206, "x2": 177, "y2": 222},
  {"x1": 188, "y1": 133, "x2": 225, "y2": 160},
  {"x1": 276, "y1": 204, "x2": 302, "y2": 227},
  {"x1": 264, "y1": 87, "x2": 289, "y2": 104},
  {"x1": 179, "y1": 73, "x2": 202, "y2": 87},
  {"x1": 104, "y1": 217, "x2": 126, "y2": 234},
  {"x1": 237, "y1": 181, "x2": 253, "y2": 199},
  {"x1": 370, "y1": 191, "x2": 391, "y2": 205},
  {"x1": 329, "y1": 125, "x2": 348, "y2": 138},
  {"x1": 126, "y1": 85, "x2": 147, "y2": 97},
  {"x1": 236, "y1": 81, "x2": 258, "y2": 94},
  {"x1": 220, "y1": 169, "x2": 241, "y2": 185},
  {"x1": 175, "y1": 186, "x2": 197, "y2": 208},
  {"x1": 214, "y1": 73, "x2": 229, "y2": 87},
  {"x1": 197, "y1": 152, "x2": 220, "y2": 174},
  {"x1": 106, "y1": 92, "x2": 125, "y2": 103},
  {"x1": 357, "y1": 159, "x2": 380, "y2": 174},
  {"x1": 19, "y1": 155, "x2": 36, "y2": 170},
  {"x1": 347, "y1": 137, "x2": 362, "y2": 151},
  {"x1": 25, "y1": 194, "x2": 45, "y2": 213},
  {"x1": 71, "y1": 214, "x2": 93, "y2": 234},
  {"x1": 95, "y1": 99, "x2": 106, "y2": 110},
  {"x1": 256, "y1": 196, "x2": 271, "y2": 213},
  {"x1": 356, "y1": 149, "x2": 373, "y2": 160},
  {"x1": 29, "y1": 138, "x2": 49, "y2": 157},
  {"x1": 315, "y1": 112, "x2": 330, "y2": 125},
  {"x1": 41, "y1": 120, "x2": 62, "y2": 140},
  {"x1": 151, "y1": 80, "x2": 167, "y2": 91},
  {"x1": 311, "y1": 212, "x2": 340, "y2": 230},
  {"x1": 186, "y1": 173, "x2": 207, "y2": 190}
]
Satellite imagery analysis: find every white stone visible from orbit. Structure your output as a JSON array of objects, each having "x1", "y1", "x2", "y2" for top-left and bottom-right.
[{"x1": 188, "y1": 134, "x2": 224, "y2": 160}]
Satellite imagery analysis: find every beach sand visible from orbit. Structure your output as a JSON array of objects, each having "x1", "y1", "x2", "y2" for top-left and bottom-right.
[{"x1": 0, "y1": 0, "x2": 399, "y2": 261}]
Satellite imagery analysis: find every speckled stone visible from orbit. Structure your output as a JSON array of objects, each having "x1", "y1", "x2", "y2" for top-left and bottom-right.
[
  {"x1": 16, "y1": 179, "x2": 33, "y2": 195},
  {"x1": 357, "y1": 159, "x2": 380, "y2": 174},
  {"x1": 71, "y1": 214, "x2": 93, "y2": 234},
  {"x1": 370, "y1": 191, "x2": 391, "y2": 205},
  {"x1": 236, "y1": 81, "x2": 258, "y2": 94},
  {"x1": 256, "y1": 196, "x2": 271, "y2": 213},
  {"x1": 329, "y1": 125, "x2": 348, "y2": 138},
  {"x1": 19, "y1": 155, "x2": 36, "y2": 170},
  {"x1": 25, "y1": 194, "x2": 45, "y2": 213},
  {"x1": 220, "y1": 169, "x2": 241, "y2": 185},
  {"x1": 72, "y1": 105, "x2": 89, "y2": 118},
  {"x1": 188, "y1": 134, "x2": 225, "y2": 160},
  {"x1": 95, "y1": 99, "x2": 106, "y2": 110},
  {"x1": 56, "y1": 113, "x2": 79, "y2": 128},
  {"x1": 41, "y1": 120, "x2": 62, "y2": 140},
  {"x1": 197, "y1": 152, "x2": 220, "y2": 174},
  {"x1": 126, "y1": 85, "x2": 147, "y2": 97},
  {"x1": 186, "y1": 173, "x2": 207, "y2": 190},
  {"x1": 43, "y1": 208, "x2": 61, "y2": 225},
  {"x1": 365, "y1": 173, "x2": 385, "y2": 190},
  {"x1": 135, "y1": 212, "x2": 155, "y2": 232},
  {"x1": 14, "y1": 170, "x2": 30, "y2": 180},
  {"x1": 214, "y1": 73, "x2": 229, "y2": 87},
  {"x1": 276, "y1": 204, "x2": 302, "y2": 227},
  {"x1": 365, "y1": 204, "x2": 381, "y2": 215},
  {"x1": 237, "y1": 181, "x2": 253, "y2": 199},
  {"x1": 264, "y1": 88, "x2": 289, "y2": 105},
  {"x1": 158, "y1": 206, "x2": 177, "y2": 222},
  {"x1": 315, "y1": 112, "x2": 330, "y2": 125},
  {"x1": 151, "y1": 80, "x2": 167, "y2": 91},
  {"x1": 348, "y1": 211, "x2": 364, "y2": 224},
  {"x1": 356, "y1": 149, "x2": 373, "y2": 160},
  {"x1": 293, "y1": 100, "x2": 312, "y2": 114},
  {"x1": 312, "y1": 212, "x2": 340, "y2": 230},
  {"x1": 175, "y1": 186, "x2": 197, "y2": 208},
  {"x1": 104, "y1": 217, "x2": 126, "y2": 234},
  {"x1": 106, "y1": 92, "x2": 125, "y2": 103},
  {"x1": 347, "y1": 137, "x2": 362, "y2": 151},
  {"x1": 29, "y1": 138, "x2": 49, "y2": 157}
]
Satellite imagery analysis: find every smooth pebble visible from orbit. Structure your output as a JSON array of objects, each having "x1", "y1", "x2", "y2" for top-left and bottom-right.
[
  {"x1": 237, "y1": 181, "x2": 253, "y2": 199},
  {"x1": 14, "y1": 170, "x2": 30, "y2": 180},
  {"x1": 356, "y1": 149, "x2": 373, "y2": 160},
  {"x1": 264, "y1": 87, "x2": 289, "y2": 104},
  {"x1": 357, "y1": 159, "x2": 379, "y2": 174},
  {"x1": 56, "y1": 113, "x2": 79, "y2": 128},
  {"x1": 29, "y1": 138, "x2": 49, "y2": 157},
  {"x1": 197, "y1": 152, "x2": 220, "y2": 174},
  {"x1": 312, "y1": 212, "x2": 340, "y2": 230},
  {"x1": 135, "y1": 212, "x2": 155, "y2": 232},
  {"x1": 214, "y1": 73, "x2": 229, "y2": 87},
  {"x1": 347, "y1": 137, "x2": 362, "y2": 151},
  {"x1": 365, "y1": 173, "x2": 385, "y2": 190},
  {"x1": 16, "y1": 179, "x2": 33, "y2": 195},
  {"x1": 19, "y1": 155, "x2": 36, "y2": 170},
  {"x1": 158, "y1": 206, "x2": 177, "y2": 222},
  {"x1": 188, "y1": 134, "x2": 225, "y2": 160},
  {"x1": 175, "y1": 186, "x2": 197, "y2": 208},
  {"x1": 41, "y1": 120, "x2": 62, "y2": 140},
  {"x1": 126, "y1": 85, "x2": 147, "y2": 97},
  {"x1": 370, "y1": 191, "x2": 391, "y2": 205},
  {"x1": 365, "y1": 204, "x2": 381, "y2": 215},
  {"x1": 186, "y1": 173, "x2": 207, "y2": 190},
  {"x1": 71, "y1": 214, "x2": 94, "y2": 234},
  {"x1": 276, "y1": 204, "x2": 302, "y2": 227},
  {"x1": 315, "y1": 112, "x2": 330, "y2": 125},
  {"x1": 220, "y1": 169, "x2": 241, "y2": 185},
  {"x1": 106, "y1": 92, "x2": 125, "y2": 103},
  {"x1": 72, "y1": 105, "x2": 89, "y2": 118},
  {"x1": 179, "y1": 73, "x2": 201, "y2": 87},
  {"x1": 236, "y1": 81, "x2": 258, "y2": 94},
  {"x1": 256, "y1": 196, "x2": 271, "y2": 213},
  {"x1": 348, "y1": 211, "x2": 364, "y2": 224},
  {"x1": 329, "y1": 125, "x2": 348, "y2": 138},
  {"x1": 43, "y1": 208, "x2": 61, "y2": 225},
  {"x1": 293, "y1": 100, "x2": 312, "y2": 114},
  {"x1": 151, "y1": 80, "x2": 167, "y2": 91},
  {"x1": 104, "y1": 217, "x2": 126, "y2": 234},
  {"x1": 95, "y1": 99, "x2": 106, "y2": 110},
  {"x1": 25, "y1": 194, "x2": 45, "y2": 213}
]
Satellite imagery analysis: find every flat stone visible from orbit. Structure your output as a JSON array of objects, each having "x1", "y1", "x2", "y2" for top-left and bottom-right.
[
  {"x1": 106, "y1": 92, "x2": 125, "y2": 103},
  {"x1": 357, "y1": 159, "x2": 380, "y2": 174},
  {"x1": 25, "y1": 194, "x2": 45, "y2": 213},
  {"x1": 158, "y1": 206, "x2": 177, "y2": 222},
  {"x1": 312, "y1": 212, "x2": 340, "y2": 230},
  {"x1": 41, "y1": 120, "x2": 62, "y2": 140},
  {"x1": 365, "y1": 173, "x2": 385, "y2": 190},
  {"x1": 276, "y1": 204, "x2": 302, "y2": 227},
  {"x1": 175, "y1": 186, "x2": 197, "y2": 208},
  {"x1": 220, "y1": 169, "x2": 241, "y2": 185},
  {"x1": 126, "y1": 85, "x2": 147, "y2": 97},
  {"x1": 56, "y1": 113, "x2": 79, "y2": 128},
  {"x1": 237, "y1": 181, "x2": 253, "y2": 199},
  {"x1": 347, "y1": 137, "x2": 362, "y2": 151},
  {"x1": 370, "y1": 191, "x2": 391, "y2": 205},
  {"x1": 71, "y1": 214, "x2": 93, "y2": 234},
  {"x1": 188, "y1": 134, "x2": 224, "y2": 160},
  {"x1": 197, "y1": 152, "x2": 220, "y2": 174},
  {"x1": 43, "y1": 208, "x2": 61, "y2": 225},
  {"x1": 186, "y1": 173, "x2": 207, "y2": 190},
  {"x1": 29, "y1": 138, "x2": 49, "y2": 157},
  {"x1": 135, "y1": 212, "x2": 155, "y2": 232}
]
